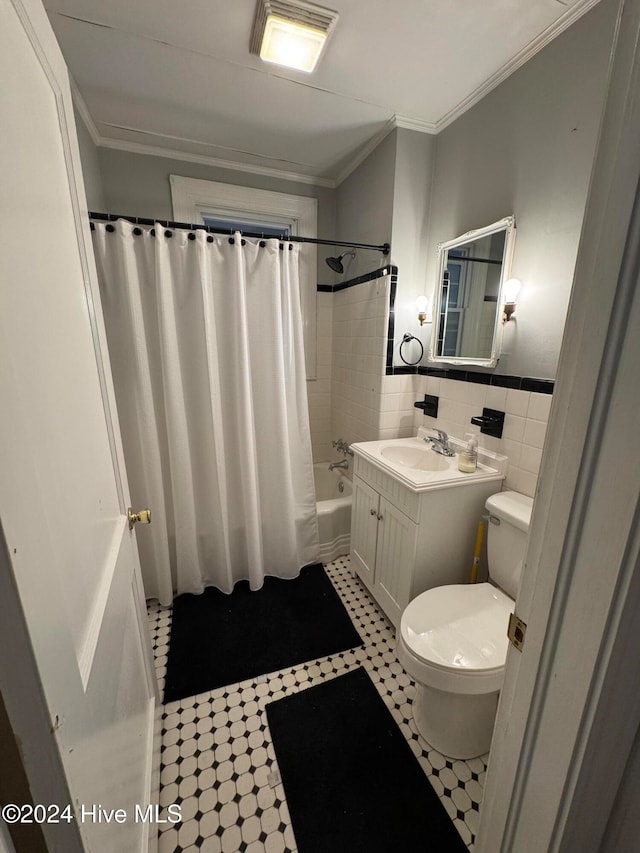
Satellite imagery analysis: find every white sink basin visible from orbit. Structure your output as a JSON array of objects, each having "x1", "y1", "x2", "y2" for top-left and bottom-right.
[
  {"x1": 380, "y1": 445, "x2": 450, "y2": 471},
  {"x1": 350, "y1": 430, "x2": 508, "y2": 493}
]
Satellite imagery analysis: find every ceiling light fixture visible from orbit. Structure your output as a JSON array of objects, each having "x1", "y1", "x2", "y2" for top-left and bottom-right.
[{"x1": 250, "y1": 0, "x2": 339, "y2": 73}]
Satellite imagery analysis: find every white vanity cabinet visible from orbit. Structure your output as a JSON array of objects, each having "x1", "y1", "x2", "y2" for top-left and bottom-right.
[
  {"x1": 351, "y1": 477, "x2": 417, "y2": 621},
  {"x1": 350, "y1": 450, "x2": 503, "y2": 629}
]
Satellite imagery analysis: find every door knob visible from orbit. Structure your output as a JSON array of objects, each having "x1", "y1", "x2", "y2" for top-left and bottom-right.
[{"x1": 128, "y1": 508, "x2": 151, "y2": 530}]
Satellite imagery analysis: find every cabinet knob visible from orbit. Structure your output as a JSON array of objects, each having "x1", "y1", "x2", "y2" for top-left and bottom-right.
[
  {"x1": 377, "y1": 513, "x2": 383, "y2": 521},
  {"x1": 370, "y1": 508, "x2": 377, "y2": 516}
]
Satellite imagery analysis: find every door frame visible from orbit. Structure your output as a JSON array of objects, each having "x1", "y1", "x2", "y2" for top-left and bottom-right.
[{"x1": 477, "y1": 0, "x2": 640, "y2": 848}]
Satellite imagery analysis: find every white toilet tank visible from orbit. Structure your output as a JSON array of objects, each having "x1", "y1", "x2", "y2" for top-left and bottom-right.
[{"x1": 486, "y1": 491, "x2": 534, "y2": 599}]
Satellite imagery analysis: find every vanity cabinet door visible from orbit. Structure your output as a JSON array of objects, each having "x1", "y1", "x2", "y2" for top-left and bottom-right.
[
  {"x1": 351, "y1": 477, "x2": 379, "y2": 589},
  {"x1": 373, "y1": 498, "x2": 417, "y2": 628}
]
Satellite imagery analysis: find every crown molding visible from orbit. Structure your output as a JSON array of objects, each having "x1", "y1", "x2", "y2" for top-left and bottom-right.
[
  {"x1": 331, "y1": 114, "x2": 437, "y2": 187},
  {"x1": 434, "y1": 0, "x2": 602, "y2": 132},
  {"x1": 332, "y1": 117, "x2": 397, "y2": 187},
  {"x1": 99, "y1": 137, "x2": 336, "y2": 188},
  {"x1": 393, "y1": 114, "x2": 438, "y2": 135},
  {"x1": 69, "y1": 76, "x2": 101, "y2": 146},
  {"x1": 69, "y1": 84, "x2": 337, "y2": 188},
  {"x1": 72, "y1": 107, "x2": 410, "y2": 192}
]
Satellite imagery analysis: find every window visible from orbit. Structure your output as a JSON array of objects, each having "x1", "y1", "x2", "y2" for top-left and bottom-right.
[
  {"x1": 201, "y1": 216, "x2": 290, "y2": 239},
  {"x1": 170, "y1": 176, "x2": 317, "y2": 378}
]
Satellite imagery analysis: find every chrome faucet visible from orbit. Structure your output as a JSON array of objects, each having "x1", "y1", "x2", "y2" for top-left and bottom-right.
[
  {"x1": 425, "y1": 429, "x2": 456, "y2": 457},
  {"x1": 332, "y1": 438, "x2": 354, "y2": 457},
  {"x1": 330, "y1": 438, "x2": 353, "y2": 471}
]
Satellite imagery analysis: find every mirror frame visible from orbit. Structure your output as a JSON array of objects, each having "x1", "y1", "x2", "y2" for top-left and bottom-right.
[{"x1": 429, "y1": 215, "x2": 516, "y2": 368}]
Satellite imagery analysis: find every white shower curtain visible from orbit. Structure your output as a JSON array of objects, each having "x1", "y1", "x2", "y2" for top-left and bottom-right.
[{"x1": 92, "y1": 219, "x2": 319, "y2": 604}]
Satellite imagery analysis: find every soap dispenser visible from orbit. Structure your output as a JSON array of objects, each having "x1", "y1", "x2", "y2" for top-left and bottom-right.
[{"x1": 458, "y1": 433, "x2": 478, "y2": 473}]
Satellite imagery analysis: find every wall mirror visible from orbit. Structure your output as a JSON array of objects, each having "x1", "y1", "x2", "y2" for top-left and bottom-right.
[{"x1": 429, "y1": 215, "x2": 516, "y2": 368}]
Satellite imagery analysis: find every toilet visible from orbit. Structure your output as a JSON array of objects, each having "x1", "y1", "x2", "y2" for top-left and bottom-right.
[{"x1": 397, "y1": 490, "x2": 533, "y2": 759}]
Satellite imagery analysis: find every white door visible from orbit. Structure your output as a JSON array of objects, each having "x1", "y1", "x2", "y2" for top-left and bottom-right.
[{"x1": 0, "y1": 2, "x2": 157, "y2": 852}]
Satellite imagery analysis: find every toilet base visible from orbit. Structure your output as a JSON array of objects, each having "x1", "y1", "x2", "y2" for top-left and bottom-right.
[{"x1": 413, "y1": 682, "x2": 499, "y2": 759}]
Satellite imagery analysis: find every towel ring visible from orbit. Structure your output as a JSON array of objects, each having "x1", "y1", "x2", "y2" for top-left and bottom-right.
[{"x1": 399, "y1": 333, "x2": 424, "y2": 366}]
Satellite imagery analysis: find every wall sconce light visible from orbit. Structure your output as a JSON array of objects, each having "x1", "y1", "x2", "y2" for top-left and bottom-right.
[
  {"x1": 416, "y1": 295, "x2": 429, "y2": 326},
  {"x1": 502, "y1": 278, "x2": 521, "y2": 322}
]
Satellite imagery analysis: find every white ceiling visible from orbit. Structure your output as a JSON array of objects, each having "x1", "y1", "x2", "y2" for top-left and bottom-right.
[{"x1": 44, "y1": 0, "x2": 599, "y2": 187}]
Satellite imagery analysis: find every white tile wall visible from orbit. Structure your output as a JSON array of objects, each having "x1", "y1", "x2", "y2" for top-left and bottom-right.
[
  {"x1": 307, "y1": 292, "x2": 333, "y2": 462},
  {"x1": 378, "y1": 373, "x2": 420, "y2": 439},
  {"x1": 329, "y1": 277, "x2": 390, "y2": 456},
  {"x1": 412, "y1": 377, "x2": 554, "y2": 498}
]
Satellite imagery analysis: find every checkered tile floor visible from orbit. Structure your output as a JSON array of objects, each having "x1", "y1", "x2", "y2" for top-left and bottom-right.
[{"x1": 148, "y1": 556, "x2": 486, "y2": 852}]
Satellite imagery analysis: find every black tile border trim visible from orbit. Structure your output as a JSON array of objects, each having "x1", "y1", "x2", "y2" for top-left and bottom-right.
[
  {"x1": 386, "y1": 270, "x2": 398, "y2": 371},
  {"x1": 394, "y1": 366, "x2": 555, "y2": 394},
  {"x1": 316, "y1": 265, "x2": 396, "y2": 293},
  {"x1": 520, "y1": 378, "x2": 555, "y2": 393}
]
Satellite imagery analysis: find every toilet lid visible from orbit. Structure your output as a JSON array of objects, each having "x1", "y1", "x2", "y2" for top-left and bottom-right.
[{"x1": 400, "y1": 583, "x2": 514, "y2": 672}]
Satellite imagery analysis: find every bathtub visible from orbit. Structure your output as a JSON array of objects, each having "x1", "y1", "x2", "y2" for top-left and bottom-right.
[{"x1": 314, "y1": 463, "x2": 352, "y2": 564}]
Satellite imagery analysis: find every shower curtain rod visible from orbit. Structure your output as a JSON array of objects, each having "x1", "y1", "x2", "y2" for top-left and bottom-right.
[{"x1": 89, "y1": 212, "x2": 390, "y2": 255}]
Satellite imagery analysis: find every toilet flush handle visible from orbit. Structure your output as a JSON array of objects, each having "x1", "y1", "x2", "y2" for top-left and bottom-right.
[{"x1": 482, "y1": 512, "x2": 500, "y2": 526}]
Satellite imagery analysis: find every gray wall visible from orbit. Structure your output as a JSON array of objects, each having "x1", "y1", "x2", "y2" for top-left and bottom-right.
[
  {"x1": 422, "y1": 0, "x2": 618, "y2": 379},
  {"x1": 74, "y1": 108, "x2": 105, "y2": 211},
  {"x1": 390, "y1": 128, "x2": 437, "y2": 359},
  {"x1": 334, "y1": 0, "x2": 617, "y2": 378},
  {"x1": 600, "y1": 721, "x2": 640, "y2": 853},
  {"x1": 97, "y1": 149, "x2": 336, "y2": 283},
  {"x1": 335, "y1": 130, "x2": 396, "y2": 280}
]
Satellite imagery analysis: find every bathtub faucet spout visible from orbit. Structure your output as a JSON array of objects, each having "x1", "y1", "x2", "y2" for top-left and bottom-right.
[{"x1": 329, "y1": 459, "x2": 349, "y2": 471}]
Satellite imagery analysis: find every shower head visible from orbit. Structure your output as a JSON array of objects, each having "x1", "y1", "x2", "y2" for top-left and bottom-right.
[
  {"x1": 326, "y1": 255, "x2": 344, "y2": 273},
  {"x1": 325, "y1": 249, "x2": 356, "y2": 274}
]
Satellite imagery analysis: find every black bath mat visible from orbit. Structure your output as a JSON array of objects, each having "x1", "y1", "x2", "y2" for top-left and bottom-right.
[
  {"x1": 163, "y1": 564, "x2": 362, "y2": 703},
  {"x1": 266, "y1": 667, "x2": 468, "y2": 853}
]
